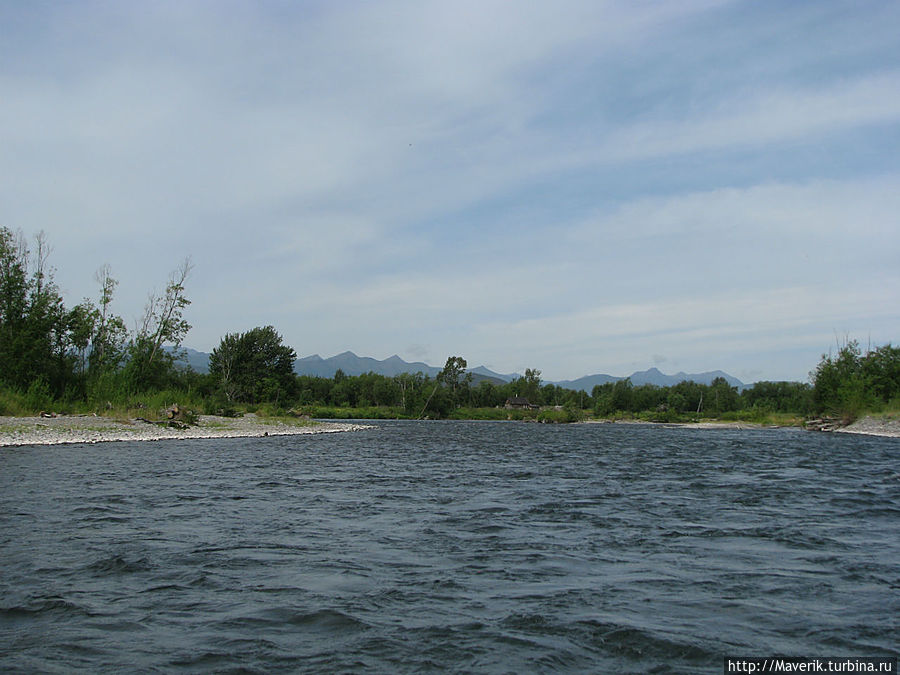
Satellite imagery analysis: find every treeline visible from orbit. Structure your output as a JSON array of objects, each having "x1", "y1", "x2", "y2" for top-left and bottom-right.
[
  {"x1": 811, "y1": 340, "x2": 900, "y2": 421},
  {"x1": 287, "y1": 371, "x2": 816, "y2": 421},
  {"x1": 2, "y1": 227, "x2": 897, "y2": 423},
  {"x1": 0, "y1": 227, "x2": 195, "y2": 413}
]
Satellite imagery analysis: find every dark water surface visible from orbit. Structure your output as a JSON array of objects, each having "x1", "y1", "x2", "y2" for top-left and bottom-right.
[{"x1": 1, "y1": 421, "x2": 898, "y2": 673}]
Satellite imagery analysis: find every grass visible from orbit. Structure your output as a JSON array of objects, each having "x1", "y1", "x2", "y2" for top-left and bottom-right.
[
  {"x1": 257, "y1": 417, "x2": 319, "y2": 428},
  {"x1": 717, "y1": 410, "x2": 807, "y2": 427},
  {"x1": 4, "y1": 380, "x2": 895, "y2": 430},
  {"x1": 586, "y1": 409, "x2": 808, "y2": 427},
  {"x1": 0, "y1": 424, "x2": 32, "y2": 436}
]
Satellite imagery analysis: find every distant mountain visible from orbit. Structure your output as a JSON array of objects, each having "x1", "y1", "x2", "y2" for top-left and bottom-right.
[
  {"x1": 296, "y1": 351, "x2": 441, "y2": 378},
  {"x1": 469, "y1": 365, "x2": 518, "y2": 382},
  {"x1": 171, "y1": 347, "x2": 211, "y2": 373},
  {"x1": 174, "y1": 347, "x2": 745, "y2": 390},
  {"x1": 557, "y1": 367, "x2": 745, "y2": 392},
  {"x1": 554, "y1": 373, "x2": 619, "y2": 391}
]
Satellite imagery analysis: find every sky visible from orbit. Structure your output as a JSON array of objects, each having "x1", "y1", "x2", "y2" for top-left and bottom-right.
[{"x1": 2, "y1": 0, "x2": 898, "y2": 383}]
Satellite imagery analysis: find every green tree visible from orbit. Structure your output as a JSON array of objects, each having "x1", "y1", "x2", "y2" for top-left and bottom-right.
[
  {"x1": 611, "y1": 378, "x2": 634, "y2": 412},
  {"x1": 862, "y1": 344, "x2": 900, "y2": 404},
  {"x1": 66, "y1": 299, "x2": 96, "y2": 378},
  {"x1": 125, "y1": 258, "x2": 193, "y2": 392},
  {"x1": 519, "y1": 368, "x2": 542, "y2": 404},
  {"x1": 812, "y1": 340, "x2": 869, "y2": 417},
  {"x1": 741, "y1": 381, "x2": 812, "y2": 414},
  {"x1": 436, "y1": 355, "x2": 472, "y2": 408},
  {"x1": 418, "y1": 357, "x2": 470, "y2": 417},
  {"x1": 708, "y1": 377, "x2": 739, "y2": 414},
  {"x1": 812, "y1": 340, "x2": 899, "y2": 418},
  {"x1": 209, "y1": 325, "x2": 297, "y2": 404},
  {"x1": 0, "y1": 229, "x2": 79, "y2": 397},
  {"x1": 0, "y1": 228, "x2": 30, "y2": 386},
  {"x1": 89, "y1": 265, "x2": 127, "y2": 378}
]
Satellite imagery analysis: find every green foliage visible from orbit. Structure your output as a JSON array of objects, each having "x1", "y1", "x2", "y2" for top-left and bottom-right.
[
  {"x1": 810, "y1": 340, "x2": 899, "y2": 420},
  {"x1": 515, "y1": 368, "x2": 542, "y2": 404},
  {"x1": 861, "y1": 344, "x2": 900, "y2": 404},
  {"x1": 297, "y1": 405, "x2": 409, "y2": 420},
  {"x1": 433, "y1": 356, "x2": 472, "y2": 412},
  {"x1": 24, "y1": 378, "x2": 53, "y2": 412},
  {"x1": 209, "y1": 325, "x2": 297, "y2": 404},
  {"x1": 719, "y1": 409, "x2": 804, "y2": 426},
  {"x1": 0, "y1": 387, "x2": 28, "y2": 416},
  {"x1": 0, "y1": 226, "x2": 890, "y2": 429},
  {"x1": 741, "y1": 380, "x2": 813, "y2": 415},
  {"x1": 447, "y1": 407, "x2": 512, "y2": 420},
  {"x1": 0, "y1": 228, "x2": 86, "y2": 398},
  {"x1": 126, "y1": 258, "x2": 192, "y2": 394},
  {"x1": 536, "y1": 406, "x2": 583, "y2": 423}
]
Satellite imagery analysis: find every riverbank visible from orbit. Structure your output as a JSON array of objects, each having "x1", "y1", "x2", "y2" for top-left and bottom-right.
[
  {"x1": 0, "y1": 413, "x2": 371, "y2": 447},
  {"x1": 584, "y1": 416, "x2": 900, "y2": 438},
  {"x1": 836, "y1": 415, "x2": 900, "y2": 438}
]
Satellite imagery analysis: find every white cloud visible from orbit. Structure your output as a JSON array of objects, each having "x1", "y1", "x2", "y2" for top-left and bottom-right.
[
  {"x1": 1, "y1": 1, "x2": 898, "y2": 383},
  {"x1": 597, "y1": 71, "x2": 900, "y2": 163}
]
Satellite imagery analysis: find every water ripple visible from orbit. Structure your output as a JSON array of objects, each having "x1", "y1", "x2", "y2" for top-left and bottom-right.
[{"x1": 1, "y1": 422, "x2": 897, "y2": 673}]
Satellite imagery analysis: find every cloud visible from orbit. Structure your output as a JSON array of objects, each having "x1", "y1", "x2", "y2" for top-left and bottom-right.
[
  {"x1": 1, "y1": 1, "x2": 898, "y2": 383},
  {"x1": 596, "y1": 71, "x2": 900, "y2": 164}
]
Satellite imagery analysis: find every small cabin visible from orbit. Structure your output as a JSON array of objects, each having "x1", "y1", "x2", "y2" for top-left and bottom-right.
[{"x1": 505, "y1": 396, "x2": 538, "y2": 410}]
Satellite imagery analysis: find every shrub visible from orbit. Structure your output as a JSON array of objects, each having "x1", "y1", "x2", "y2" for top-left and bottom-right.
[{"x1": 24, "y1": 378, "x2": 53, "y2": 413}]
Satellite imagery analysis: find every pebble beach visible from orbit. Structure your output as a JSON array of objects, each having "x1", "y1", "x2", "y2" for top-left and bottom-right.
[{"x1": 0, "y1": 413, "x2": 371, "y2": 447}]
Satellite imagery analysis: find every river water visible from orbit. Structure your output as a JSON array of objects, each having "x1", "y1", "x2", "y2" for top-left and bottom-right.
[{"x1": 1, "y1": 421, "x2": 898, "y2": 673}]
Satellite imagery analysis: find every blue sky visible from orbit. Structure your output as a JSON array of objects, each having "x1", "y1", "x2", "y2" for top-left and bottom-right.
[{"x1": 2, "y1": 0, "x2": 898, "y2": 383}]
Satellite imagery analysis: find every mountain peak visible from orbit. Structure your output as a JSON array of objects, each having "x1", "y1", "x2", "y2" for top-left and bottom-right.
[{"x1": 176, "y1": 347, "x2": 746, "y2": 389}]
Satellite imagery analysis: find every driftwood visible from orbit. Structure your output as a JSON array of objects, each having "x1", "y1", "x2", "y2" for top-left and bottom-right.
[
  {"x1": 805, "y1": 417, "x2": 842, "y2": 432},
  {"x1": 136, "y1": 416, "x2": 190, "y2": 430}
]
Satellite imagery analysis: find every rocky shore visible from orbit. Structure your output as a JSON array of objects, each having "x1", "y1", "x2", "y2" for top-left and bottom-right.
[
  {"x1": 835, "y1": 415, "x2": 900, "y2": 438},
  {"x1": 586, "y1": 417, "x2": 900, "y2": 438},
  {"x1": 0, "y1": 414, "x2": 372, "y2": 447}
]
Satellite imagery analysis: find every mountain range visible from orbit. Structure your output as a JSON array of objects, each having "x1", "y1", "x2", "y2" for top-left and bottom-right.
[{"x1": 177, "y1": 348, "x2": 746, "y2": 390}]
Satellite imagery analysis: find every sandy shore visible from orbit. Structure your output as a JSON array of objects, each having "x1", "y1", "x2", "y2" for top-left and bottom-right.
[{"x1": 0, "y1": 414, "x2": 372, "y2": 447}]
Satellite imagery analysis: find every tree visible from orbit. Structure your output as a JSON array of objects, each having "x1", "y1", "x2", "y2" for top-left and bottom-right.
[
  {"x1": 862, "y1": 344, "x2": 900, "y2": 404},
  {"x1": 520, "y1": 368, "x2": 542, "y2": 404},
  {"x1": 0, "y1": 228, "x2": 30, "y2": 387},
  {"x1": 0, "y1": 228, "x2": 77, "y2": 396},
  {"x1": 709, "y1": 377, "x2": 739, "y2": 414},
  {"x1": 89, "y1": 264, "x2": 127, "y2": 377},
  {"x1": 812, "y1": 340, "x2": 868, "y2": 416},
  {"x1": 436, "y1": 355, "x2": 472, "y2": 409},
  {"x1": 209, "y1": 325, "x2": 297, "y2": 404},
  {"x1": 611, "y1": 378, "x2": 634, "y2": 412},
  {"x1": 438, "y1": 356, "x2": 469, "y2": 392},
  {"x1": 812, "y1": 340, "x2": 900, "y2": 418},
  {"x1": 126, "y1": 258, "x2": 193, "y2": 392}
]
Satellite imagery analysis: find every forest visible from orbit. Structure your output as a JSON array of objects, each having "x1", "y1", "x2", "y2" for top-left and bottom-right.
[{"x1": 1, "y1": 227, "x2": 898, "y2": 424}]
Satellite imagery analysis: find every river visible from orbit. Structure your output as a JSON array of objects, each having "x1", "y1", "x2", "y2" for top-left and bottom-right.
[{"x1": 1, "y1": 421, "x2": 897, "y2": 673}]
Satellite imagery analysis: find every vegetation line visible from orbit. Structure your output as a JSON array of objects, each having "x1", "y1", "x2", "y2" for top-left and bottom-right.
[{"x1": 1, "y1": 227, "x2": 897, "y2": 425}]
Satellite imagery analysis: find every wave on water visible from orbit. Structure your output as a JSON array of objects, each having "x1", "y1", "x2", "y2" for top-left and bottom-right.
[{"x1": 1, "y1": 421, "x2": 898, "y2": 673}]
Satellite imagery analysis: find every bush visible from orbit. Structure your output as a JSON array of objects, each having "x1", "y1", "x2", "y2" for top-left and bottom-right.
[
  {"x1": 537, "y1": 407, "x2": 583, "y2": 424},
  {"x1": 0, "y1": 387, "x2": 28, "y2": 416},
  {"x1": 24, "y1": 378, "x2": 53, "y2": 413}
]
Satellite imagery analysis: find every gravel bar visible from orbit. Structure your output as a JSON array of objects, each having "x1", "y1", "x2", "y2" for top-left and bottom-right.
[{"x1": 0, "y1": 414, "x2": 372, "y2": 447}]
